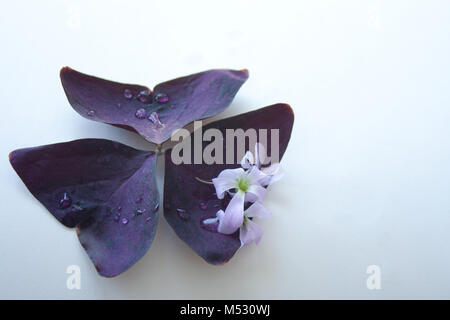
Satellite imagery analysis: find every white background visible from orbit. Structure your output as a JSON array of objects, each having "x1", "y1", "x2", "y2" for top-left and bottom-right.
[{"x1": 1, "y1": 0, "x2": 449, "y2": 299}]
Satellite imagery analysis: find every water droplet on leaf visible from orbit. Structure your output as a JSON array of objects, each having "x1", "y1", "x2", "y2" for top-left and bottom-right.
[
  {"x1": 137, "y1": 89, "x2": 151, "y2": 103},
  {"x1": 87, "y1": 110, "x2": 95, "y2": 117},
  {"x1": 176, "y1": 208, "x2": 189, "y2": 221},
  {"x1": 148, "y1": 112, "x2": 164, "y2": 129},
  {"x1": 123, "y1": 89, "x2": 133, "y2": 99},
  {"x1": 200, "y1": 217, "x2": 218, "y2": 233},
  {"x1": 155, "y1": 93, "x2": 169, "y2": 103},
  {"x1": 121, "y1": 217, "x2": 129, "y2": 225},
  {"x1": 59, "y1": 193, "x2": 72, "y2": 209},
  {"x1": 135, "y1": 108, "x2": 146, "y2": 119}
]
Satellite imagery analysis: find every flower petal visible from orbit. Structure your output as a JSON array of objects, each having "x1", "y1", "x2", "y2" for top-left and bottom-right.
[
  {"x1": 245, "y1": 202, "x2": 272, "y2": 219},
  {"x1": 240, "y1": 219, "x2": 264, "y2": 246},
  {"x1": 246, "y1": 166, "x2": 268, "y2": 185},
  {"x1": 218, "y1": 192, "x2": 245, "y2": 234},
  {"x1": 246, "y1": 184, "x2": 267, "y2": 203},
  {"x1": 261, "y1": 163, "x2": 285, "y2": 186},
  {"x1": 212, "y1": 168, "x2": 244, "y2": 199},
  {"x1": 240, "y1": 151, "x2": 254, "y2": 169}
]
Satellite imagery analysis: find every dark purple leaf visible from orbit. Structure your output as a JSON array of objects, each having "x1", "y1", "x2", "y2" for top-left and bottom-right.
[
  {"x1": 163, "y1": 103, "x2": 294, "y2": 264},
  {"x1": 9, "y1": 139, "x2": 159, "y2": 277},
  {"x1": 60, "y1": 67, "x2": 249, "y2": 144}
]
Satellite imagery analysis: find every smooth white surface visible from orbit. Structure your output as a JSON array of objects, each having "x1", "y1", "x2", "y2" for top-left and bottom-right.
[{"x1": 1, "y1": 0, "x2": 449, "y2": 299}]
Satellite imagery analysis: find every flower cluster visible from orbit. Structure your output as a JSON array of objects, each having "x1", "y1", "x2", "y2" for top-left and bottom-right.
[{"x1": 207, "y1": 143, "x2": 284, "y2": 246}]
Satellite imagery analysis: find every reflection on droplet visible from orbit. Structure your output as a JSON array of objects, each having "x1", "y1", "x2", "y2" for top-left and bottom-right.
[
  {"x1": 176, "y1": 208, "x2": 189, "y2": 221},
  {"x1": 72, "y1": 204, "x2": 84, "y2": 212},
  {"x1": 199, "y1": 202, "x2": 208, "y2": 210},
  {"x1": 200, "y1": 217, "x2": 219, "y2": 233},
  {"x1": 87, "y1": 110, "x2": 95, "y2": 117},
  {"x1": 146, "y1": 217, "x2": 151, "y2": 223},
  {"x1": 123, "y1": 88, "x2": 133, "y2": 99},
  {"x1": 114, "y1": 214, "x2": 121, "y2": 222},
  {"x1": 152, "y1": 203, "x2": 160, "y2": 213},
  {"x1": 135, "y1": 108, "x2": 146, "y2": 119},
  {"x1": 155, "y1": 93, "x2": 169, "y2": 103},
  {"x1": 137, "y1": 89, "x2": 151, "y2": 103},
  {"x1": 136, "y1": 209, "x2": 145, "y2": 215},
  {"x1": 121, "y1": 217, "x2": 129, "y2": 225},
  {"x1": 59, "y1": 193, "x2": 72, "y2": 209},
  {"x1": 148, "y1": 112, "x2": 164, "y2": 129},
  {"x1": 117, "y1": 206, "x2": 122, "y2": 212}
]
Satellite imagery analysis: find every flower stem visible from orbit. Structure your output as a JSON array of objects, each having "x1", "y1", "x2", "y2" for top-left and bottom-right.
[{"x1": 195, "y1": 177, "x2": 214, "y2": 184}]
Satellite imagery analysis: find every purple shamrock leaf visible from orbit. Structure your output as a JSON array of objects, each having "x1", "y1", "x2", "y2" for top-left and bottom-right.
[
  {"x1": 9, "y1": 139, "x2": 159, "y2": 277},
  {"x1": 60, "y1": 67, "x2": 249, "y2": 145},
  {"x1": 163, "y1": 103, "x2": 294, "y2": 264}
]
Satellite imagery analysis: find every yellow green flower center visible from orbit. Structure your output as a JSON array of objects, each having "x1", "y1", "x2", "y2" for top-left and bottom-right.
[{"x1": 236, "y1": 177, "x2": 249, "y2": 192}]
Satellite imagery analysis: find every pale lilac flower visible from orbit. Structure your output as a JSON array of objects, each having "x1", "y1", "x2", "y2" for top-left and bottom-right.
[
  {"x1": 241, "y1": 143, "x2": 284, "y2": 186},
  {"x1": 209, "y1": 143, "x2": 283, "y2": 244},
  {"x1": 215, "y1": 201, "x2": 272, "y2": 246},
  {"x1": 212, "y1": 167, "x2": 266, "y2": 234},
  {"x1": 212, "y1": 167, "x2": 267, "y2": 202}
]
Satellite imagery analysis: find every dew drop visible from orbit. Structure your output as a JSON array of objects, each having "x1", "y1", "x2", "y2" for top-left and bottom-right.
[
  {"x1": 121, "y1": 217, "x2": 129, "y2": 225},
  {"x1": 137, "y1": 89, "x2": 151, "y2": 103},
  {"x1": 117, "y1": 206, "x2": 122, "y2": 212},
  {"x1": 59, "y1": 193, "x2": 72, "y2": 209},
  {"x1": 155, "y1": 93, "x2": 169, "y2": 103},
  {"x1": 136, "y1": 196, "x2": 143, "y2": 204},
  {"x1": 72, "y1": 204, "x2": 84, "y2": 212},
  {"x1": 146, "y1": 217, "x2": 152, "y2": 223},
  {"x1": 176, "y1": 208, "x2": 189, "y2": 221},
  {"x1": 148, "y1": 112, "x2": 164, "y2": 129},
  {"x1": 135, "y1": 108, "x2": 146, "y2": 119},
  {"x1": 136, "y1": 209, "x2": 146, "y2": 215},
  {"x1": 199, "y1": 202, "x2": 208, "y2": 211},
  {"x1": 87, "y1": 110, "x2": 95, "y2": 117},
  {"x1": 152, "y1": 203, "x2": 160, "y2": 213},
  {"x1": 123, "y1": 88, "x2": 133, "y2": 99},
  {"x1": 114, "y1": 214, "x2": 121, "y2": 222},
  {"x1": 200, "y1": 217, "x2": 218, "y2": 233}
]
